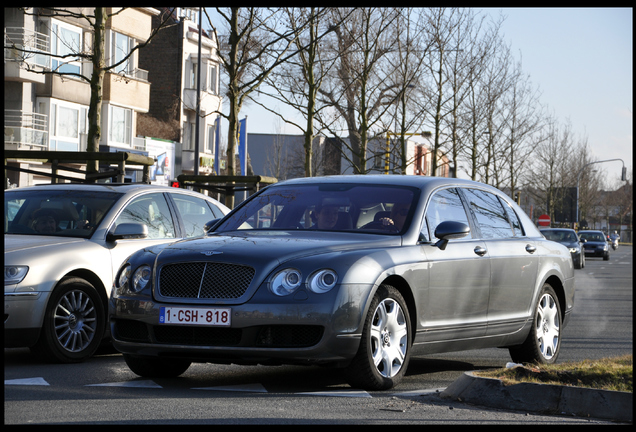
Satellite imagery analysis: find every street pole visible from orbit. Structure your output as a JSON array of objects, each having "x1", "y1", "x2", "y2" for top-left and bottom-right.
[{"x1": 575, "y1": 158, "x2": 626, "y2": 228}]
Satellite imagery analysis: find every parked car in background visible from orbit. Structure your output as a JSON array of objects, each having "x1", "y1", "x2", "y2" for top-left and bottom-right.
[
  {"x1": 4, "y1": 183, "x2": 230, "y2": 363},
  {"x1": 110, "y1": 175, "x2": 575, "y2": 390},
  {"x1": 578, "y1": 230, "x2": 610, "y2": 261},
  {"x1": 540, "y1": 228, "x2": 585, "y2": 269}
]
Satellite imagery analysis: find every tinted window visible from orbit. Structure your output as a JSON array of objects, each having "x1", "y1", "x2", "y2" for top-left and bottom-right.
[
  {"x1": 463, "y1": 188, "x2": 513, "y2": 239},
  {"x1": 215, "y1": 184, "x2": 417, "y2": 235},
  {"x1": 425, "y1": 188, "x2": 472, "y2": 241},
  {"x1": 115, "y1": 193, "x2": 175, "y2": 239},
  {"x1": 172, "y1": 194, "x2": 219, "y2": 238},
  {"x1": 501, "y1": 199, "x2": 524, "y2": 236}
]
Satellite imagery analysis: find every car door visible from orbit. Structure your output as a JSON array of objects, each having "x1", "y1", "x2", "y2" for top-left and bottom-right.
[
  {"x1": 460, "y1": 188, "x2": 538, "y2": 336},
  {"x1": 418, "y1": 187, "x2": 490, "y2": 343},
  {"x1": 107, "y1": 192, "x2": 179, "y2": 286}
]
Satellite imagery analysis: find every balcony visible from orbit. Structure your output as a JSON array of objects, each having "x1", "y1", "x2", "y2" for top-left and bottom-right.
[
  {"x1": 4, "y1": 27, "x2": 50, "y2": 83},
  {"x1": 4, "y1": 110, "x2": 49, "y2": 151}
]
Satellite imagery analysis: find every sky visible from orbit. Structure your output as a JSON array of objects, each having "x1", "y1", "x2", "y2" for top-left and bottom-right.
[{"x1": 223, "y1": 8, "x2": 633, "y2": 185}]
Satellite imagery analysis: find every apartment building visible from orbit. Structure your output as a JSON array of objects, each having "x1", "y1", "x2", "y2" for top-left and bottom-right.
[
  {"x1": 138, "y1": 7, "x2": 223, "y2": 177},
  {"x1": 4, "y1": 7, "x2": 159, "y2": 186}
]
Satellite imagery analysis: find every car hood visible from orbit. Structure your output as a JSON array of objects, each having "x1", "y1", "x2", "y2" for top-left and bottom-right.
[
  {"x1": 154, "y1": 230, "x2": 401, "y2": 268},
  {"x1": 4, "y1": 234, "x2": 85, "y2": 253}
]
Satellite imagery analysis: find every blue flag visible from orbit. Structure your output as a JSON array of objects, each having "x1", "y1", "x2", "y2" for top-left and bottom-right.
[
  {"x1": 214, "y1": 116, "x2": 221, "y2": 175},
  {"x1": 238, "y1": 117, "x2": 247, "y2": 175}
]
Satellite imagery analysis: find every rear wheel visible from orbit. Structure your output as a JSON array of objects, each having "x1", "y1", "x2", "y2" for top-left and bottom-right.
[
  {"x1": 123, "y1": 354, "x2": 191, "y2": 378},
  {"x1": 509, "y1": 283, "x2": 562, "y2": 364},
  {"x1": 345, "y1": 285, "x2": 411, "y2": 390},
  {"x1": 32, "y1": 278, "x2": 104, "y2": 363}
]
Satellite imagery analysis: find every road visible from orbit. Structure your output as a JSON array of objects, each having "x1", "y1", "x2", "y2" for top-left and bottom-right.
[{"x1": 5, "y1": 246, "x2": 632, "y2": 424}]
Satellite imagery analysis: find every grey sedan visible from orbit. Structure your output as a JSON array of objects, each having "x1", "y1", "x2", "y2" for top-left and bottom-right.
[
  {"x1": 109, "y1": 176, "x2": 575, "y2": 390},
  {"x1": 4, "y1": 183, "x2": 229, "y2": 363}
]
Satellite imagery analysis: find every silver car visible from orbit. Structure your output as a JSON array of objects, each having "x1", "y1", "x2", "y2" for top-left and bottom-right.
[
  {"x1": 109, "y1": 176, "x2": 575, "y2": 390},
  {"x1": 4, "y1": 183, "x2": 229, "y2": 362}
]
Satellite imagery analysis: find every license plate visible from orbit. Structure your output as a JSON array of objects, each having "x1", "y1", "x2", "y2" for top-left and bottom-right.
[{"x1": 159, "y1": 306, "x2": 231, "y2": 326}]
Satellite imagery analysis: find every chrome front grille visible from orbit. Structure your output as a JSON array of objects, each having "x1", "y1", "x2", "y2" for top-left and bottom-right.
[{"x1": 158, "y1": 262, "x2": 255, "y2": 299}]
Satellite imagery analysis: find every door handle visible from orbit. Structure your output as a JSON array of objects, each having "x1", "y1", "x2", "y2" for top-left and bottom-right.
[
  {"x1": 525, "y1": 244, "x2": 537, "y2": 254},
  {"x1": 474, "y1": 246, "x2": 487, "y2": 256}
]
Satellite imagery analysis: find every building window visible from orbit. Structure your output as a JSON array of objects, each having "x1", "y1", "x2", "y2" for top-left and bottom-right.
[
  {"x1": 47, "y1": 100, "x2": 88, "y2": 151},
  {"x1": 109, "y1": 105, "x2": 132, "y2": 145},
  {"x1": 112, "y1": 31, "x2": 134, "y2": 75},
  {"x1": 208, "y1": 63, "x2": 218, "y2": 95},
  {"x1": 50, "y1": 20, "x2": 81, "y2": 75},
  {"x1": 206, "y1": 124, "x2": 215, "y2": 153}
]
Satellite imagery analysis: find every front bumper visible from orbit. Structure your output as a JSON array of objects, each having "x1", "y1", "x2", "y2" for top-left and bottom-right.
[
  {"x1": 4, "y1": 291, "x2": 47, "y2": 347},
  {"x1": 583, "y1": 247, "x2": 607, "y2": 257},
  {"x1": 109, "y1": 284, "x2": 368, "y2": 367}
]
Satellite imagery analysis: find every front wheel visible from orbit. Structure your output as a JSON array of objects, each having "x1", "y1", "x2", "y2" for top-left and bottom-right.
[
  {"x1": 509, "y1": 283, "x2": 562, "y2": 364},
  {"x1": 345, "y1": 285, "x2": 411, "y2": 390},
  {"x1": 32, "y1": 277, "x2": 105, "y2": 363}
]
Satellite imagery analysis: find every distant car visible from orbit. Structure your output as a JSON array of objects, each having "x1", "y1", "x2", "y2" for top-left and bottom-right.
[
  {"x1": 4, "y1": 183, "x2": 230, "y2": 363},
  {"x1": 540, "y1": 228, "x2": 585, "y2": 269},
  {"x1": 578, "y1": 230, "x2": 610, "y2": 261},
  {"x1": 109, "y1": 175, "x2": 575, "y2": 390}
]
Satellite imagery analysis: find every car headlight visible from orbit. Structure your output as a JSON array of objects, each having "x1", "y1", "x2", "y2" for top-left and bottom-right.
[
  {"x1": 307, "y1": 269, "x2": 338, "y2": 294},
  {"x1": 270, "y1": 268, "x2": 302, "y2": 296},
  {"x1": 116, "y1": 264, "x2": 131, "y2": 289},
  {"x1": 568, "y1": 247, "x2": 579, "y2": 254},
  {"x1": 4, "y1": 266, "x2": 29, "y2": 285},
  {"x1": 131, "y1": 265, "x2": 152, "y2": 293}
]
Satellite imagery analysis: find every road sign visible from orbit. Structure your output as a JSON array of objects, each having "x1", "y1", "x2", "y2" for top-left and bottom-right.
[{"x1": 538, "y1": 214, "x2": 551, "y2": 227}]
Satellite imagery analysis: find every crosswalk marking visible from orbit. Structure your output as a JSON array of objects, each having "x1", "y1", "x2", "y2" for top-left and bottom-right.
[
  {"x1": 86, "y1": 380, "x2": 162, "y2": 388},
  {"x1": 192, "y1": 383, "x2": 267, "y2": 392},
  {"x1": 6, "y1": 376, "x2": 438, "y2": 398},
  {"x1": 5, "y1": 377, "x2": 49, "y2": 386}
]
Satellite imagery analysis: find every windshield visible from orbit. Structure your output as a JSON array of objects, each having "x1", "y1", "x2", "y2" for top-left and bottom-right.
[
  {"x1": 578, "y1": 232, "x2": 606, "y2": 242},
  {"x1": 4, "y1": 189, "x2": 122, "y2": 238},
  {"x1": 215, "y1": 183, "x2": 418, "y2": 235},
  {"x1": 542, "y1": 230, "x2": 578, "y2": 242}
]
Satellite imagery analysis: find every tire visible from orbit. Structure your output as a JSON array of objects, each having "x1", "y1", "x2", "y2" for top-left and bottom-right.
[
  {"x1": 574, "y1": 255, "x2": 582, "y2": 269},
  {"x1": 123, "y1": 354, "x2": 191, "y2": 378},
  {"x1": 32, "y1": 277, "x2": 105, "y2": 363},
  {"x1": 509, "y1": 283, "x2": 562, "y2": 364},
  {"x1": 603, "y1": 252, "x2": 610, "y2": 261},
  {"x1": 345, "y1": 285, "x2": 411, "y2": 390}
]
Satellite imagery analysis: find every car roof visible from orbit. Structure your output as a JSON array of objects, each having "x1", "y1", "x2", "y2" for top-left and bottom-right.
[
  {"x1": 272, "y1": 175, "x2": 507, "y2": 196},
  {"x1": 7, "y1": 183, "x2": 172, "y2": 192},
  {"x1": 4, "y1": 183, "x2": 226, "y2": 205},
  {"x1": 540, "y1": 228, "x2": 575, "y2": 231}
]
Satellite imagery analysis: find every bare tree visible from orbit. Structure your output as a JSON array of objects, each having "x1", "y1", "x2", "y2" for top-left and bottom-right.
[
  {"x1": 316, "y1": 7, "x2": 400, "y2": 174},
  {"x1": 250, "y1": 7, "x2": 347, "y2": 177},
  {"x1": 207, "y1": 7, "x2": 329, "y2": 206}
]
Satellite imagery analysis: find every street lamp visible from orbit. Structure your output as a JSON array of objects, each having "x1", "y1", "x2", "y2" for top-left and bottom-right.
[{"x1": 575, "y1": 158, "x2": 627, "y2": 228}]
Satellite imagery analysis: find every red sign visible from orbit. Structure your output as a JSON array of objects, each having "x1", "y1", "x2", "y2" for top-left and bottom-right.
[{"x1": 538, "y1": 214, "x2": 551, "y2": 226}]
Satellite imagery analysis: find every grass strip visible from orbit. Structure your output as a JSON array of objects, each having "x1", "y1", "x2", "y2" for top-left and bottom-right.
[{"x1": 474, "y1": 354, "x2": 632, "y2": 392}]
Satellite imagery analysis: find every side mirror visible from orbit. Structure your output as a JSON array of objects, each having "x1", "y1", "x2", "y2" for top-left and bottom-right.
[
  {"x1": 579, "y1": 238, "x2": 586, "y2": 243},
  {"x1": 204, "y1": 218, "x2": 222, "y2": 234},
  {"x1": 106, "y1": 223, "x2": 148, "y2": 242},
  {"x1": 433, "y1": 221, "x2": 470, "y2": 250}
]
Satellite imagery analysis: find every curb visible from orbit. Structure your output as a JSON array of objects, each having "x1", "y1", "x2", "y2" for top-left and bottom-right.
[{"x1": 441, "y1": 371, "x2": 633, "y2": 423}]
